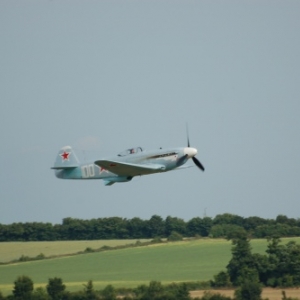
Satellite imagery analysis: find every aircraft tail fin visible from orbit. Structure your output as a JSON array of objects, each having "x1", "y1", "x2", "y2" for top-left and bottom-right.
[{"x1": 51, "y1": 146, "x2": 80, "y2": 170}]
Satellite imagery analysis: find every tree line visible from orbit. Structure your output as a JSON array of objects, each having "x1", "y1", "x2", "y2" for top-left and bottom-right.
[
  {"x1": 1, "y1": 278, "x2": 193, "y2": 300},
  {"x1": 1, "y1": 213, "x2": 300, "y2": 241}
]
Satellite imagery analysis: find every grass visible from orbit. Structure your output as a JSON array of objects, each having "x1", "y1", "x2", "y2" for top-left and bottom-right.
[{"x1": 0, "y1": 237, "x2": 299, "y2": 295}]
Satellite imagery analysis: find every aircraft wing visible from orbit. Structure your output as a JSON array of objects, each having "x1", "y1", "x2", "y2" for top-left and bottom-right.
[{"x1": 94, "y1": 160, "x2": 166, "y2": 176}]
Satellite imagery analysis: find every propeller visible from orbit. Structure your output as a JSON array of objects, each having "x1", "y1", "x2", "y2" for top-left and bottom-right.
[
  {"x1": 192, "y1": 156, "x2": 205, "y2": 171},
  {"x1": 186, "y1": 124, "x2": 205, "y2": 171}
]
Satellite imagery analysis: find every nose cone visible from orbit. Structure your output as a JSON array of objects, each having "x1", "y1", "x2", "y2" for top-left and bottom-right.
[{"x1": 184, "y1": 147, "x2": 197, "y2": 158}]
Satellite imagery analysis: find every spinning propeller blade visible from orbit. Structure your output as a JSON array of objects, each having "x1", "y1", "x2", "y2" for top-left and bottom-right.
[
  {"x1": 193, "y1": 156, "x2": 205, "y2": 171},
  {"x1": 186, "y1": 124, "x2": 205, "y2": 171},
  {"x1": 186, "y1": 124, "x2": 191, "y2": 147}
]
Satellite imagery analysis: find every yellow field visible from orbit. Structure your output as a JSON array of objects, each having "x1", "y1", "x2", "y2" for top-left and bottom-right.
[
  {"x1": 0, "y1": 239, "x2": 149, "y2": 263},
  {"x1": 191, "y1": 288, "x2": 300, "y2": 300}
]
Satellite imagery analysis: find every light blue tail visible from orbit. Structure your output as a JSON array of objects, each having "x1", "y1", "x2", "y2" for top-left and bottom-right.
[{"x1": 52, "y1": 146, "x2": 79, "y2": 169}]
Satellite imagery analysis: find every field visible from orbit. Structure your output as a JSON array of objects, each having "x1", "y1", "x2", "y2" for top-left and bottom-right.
[
  {"x1": 0, "y1": 239, "x2": 150, "y2": 263},
  {"x1": 0, "y1": 238, "x2": 299, "y2": 296},
  {"x1": 190, "y1": 288, "x2": 300, "y2": 300}
]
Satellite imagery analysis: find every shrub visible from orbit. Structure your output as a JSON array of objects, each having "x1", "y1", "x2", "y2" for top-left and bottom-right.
[
  {"x1": 36, "y1": 253, "x2": 46, "y2": 260},
  {"x1": 201, "y1": 291, "x2": 232, "y2": 300},
  {"x1": 135, "y1": 240, "x2": 142, "y2": 246},
  {"x1": 84, "y1": 247, "x2": 94, "y2": 253},
  {"x1": 167, "y1": 231, "x2": 183, "y2": 241},
  {"x1": 18, "y1": 255, "x2": 30, "y2": 262},
  {"x1": 151, "y1": 237, "x2": 163, "y2": 243},
  {"x1": 100, "y1": 245, "x2": 112, "y2": 250}
]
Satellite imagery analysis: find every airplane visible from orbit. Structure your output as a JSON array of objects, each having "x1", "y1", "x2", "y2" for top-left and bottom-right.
[{"x1": 51, "y1": 133, "x2": 204, "y2": 186}]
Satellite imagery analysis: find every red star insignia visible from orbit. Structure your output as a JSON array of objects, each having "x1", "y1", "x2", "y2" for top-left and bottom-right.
[
  {"x1": 60, "y1": 151, "x2": 70, "y2": 161},
  {"x1": 97, "y1": 165, "x2": 107, "y2": 174}
]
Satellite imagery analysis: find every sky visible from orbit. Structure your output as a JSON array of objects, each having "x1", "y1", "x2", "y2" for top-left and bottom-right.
[{"x1": 0, "y1": 1, "x2": 300, "y2": 225}]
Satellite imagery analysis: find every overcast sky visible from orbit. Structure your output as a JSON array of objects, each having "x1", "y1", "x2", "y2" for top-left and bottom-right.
[{"x1": 1, "y1": 1, "x2": 299, "y2": 225}]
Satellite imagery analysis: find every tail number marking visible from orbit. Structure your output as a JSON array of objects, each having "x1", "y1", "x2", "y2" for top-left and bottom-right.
[{"x1": 81, "y1": 164, "x2": 95, "y2": 178}]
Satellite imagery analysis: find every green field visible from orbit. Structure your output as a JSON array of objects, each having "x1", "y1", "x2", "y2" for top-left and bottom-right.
[{"x1": 0, "y1": 238, "x2": 298, "y2": 295}]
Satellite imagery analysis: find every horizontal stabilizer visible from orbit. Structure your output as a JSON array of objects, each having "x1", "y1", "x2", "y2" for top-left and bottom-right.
[
  {"x1": 51, "y1": 166, "x2": 78, "y2": 170},
  {"x1": 104, "y1": 180, "x2": 115, "y2": 186}
]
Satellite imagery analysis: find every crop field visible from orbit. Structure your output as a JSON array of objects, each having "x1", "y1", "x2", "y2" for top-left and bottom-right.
[
  {"x1": 0, "y1": 238, "x2": 299, "y2": 296},
  {"x1": 190, "y1": 288, "x2": 300, "y2": 300},
  {"x1": 0, "y1": 239, "x2": 150, "y2": 263}
]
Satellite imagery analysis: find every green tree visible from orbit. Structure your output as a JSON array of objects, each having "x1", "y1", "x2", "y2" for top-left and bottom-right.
[
  {"x1": 9, "y1": 223, "x2": 25, "y2": 241},
  {"x1": 83, "y1": 280, "x2": 97, "y2": 300},
  {"x1": 211, "y1": 271, "x2": 232, "y2": 287},
  {"x1": 250, "y1": 253, "x2": 270, "y2": 285},
  {"x1": 276, "y1": 215, "x2": 298, "y2": 227},
  {"x1": 226, "y1": 234, "x2": 258, "y2": 285},
  {"x1": 0, "y1": 291, "x2": 5, "y2": 300},
  {"x1": 0, "y1": 224, "x2": 7, "y2": 241},
  {"x1": 253, "y1": 224, "x2": 298, "y2": 238},
  {"x1": 243, "y1": 216, "x2": 269, "y2": 232},
  {"x1": 266, "y1": 238, "x2": 300, "y2": 286},
  {"x1": 102, "y1": 217, "x2": 128, "y2": 239},
  {"x1": 213, "y1": 213, "x2": 244, "y2": 227},
  {"x1": 127, "y1": 217, "x2": 146, "y2": 238},
  {"x1": 62, "y1": 218, "x2": 90, "y2": 240},
  {"x1": 147, "y1": 215, "x2": 165, "y2": 238},
  {"x1": 22, "y1": 222, "x2": 56, "y2": 241},
  {"x1": 141, "y1": 281, "x2": 164, "y2": 300},
  {"x1": 174, "y1": 283, "x2": 190, "y2": 300},
  {"x1": 234, "y1": 280, "x2": 262, "y2": 300},
  {"x1": 133, "y1": 284, "x2": 148, "y2": 298},
  {"x1": 101, "y1": 285, "x2": 116, "y2": 300},
  {"x1": 32, "y1": 287, "x2": 50, "y2": 300},
  {"x1": 46, "y1": 277, "x2": 66, "y2": 300},
  {"x1": 210, "y1": 224, "x2": 246, "y2": 239},
  {"x1": 165, "y1": 216, "x2": 186, "y2": 236},
  {"x1": 13, "y1": 275, "x2": 34, "y2": 300},
  {"x1": 187, "y1": 217, "x2": 212, "y2": 237}
]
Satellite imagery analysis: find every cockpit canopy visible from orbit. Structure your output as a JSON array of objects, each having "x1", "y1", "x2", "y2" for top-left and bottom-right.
[{"x1": 118, "y1": 147, "x2": 143, "y2": 157}]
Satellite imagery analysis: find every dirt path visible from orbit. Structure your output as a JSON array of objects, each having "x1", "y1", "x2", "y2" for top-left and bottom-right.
[{"x1": 190, "y1": 288, "x2": 300, "y2": 300}]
